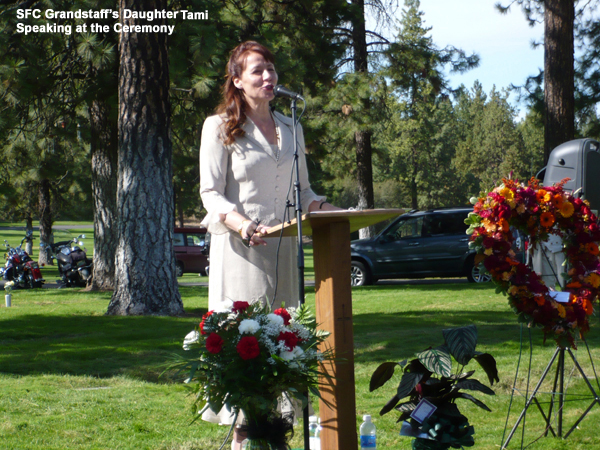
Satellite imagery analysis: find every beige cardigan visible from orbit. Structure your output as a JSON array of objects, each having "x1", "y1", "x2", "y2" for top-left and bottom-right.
[{"x1": 199, "y1": 111, "x2": 324, "y2": 312}]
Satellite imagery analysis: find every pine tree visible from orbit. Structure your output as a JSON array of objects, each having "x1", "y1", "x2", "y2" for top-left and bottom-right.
[{"x1": 106, "y1": 0, "x2": 183, "y2": 315}]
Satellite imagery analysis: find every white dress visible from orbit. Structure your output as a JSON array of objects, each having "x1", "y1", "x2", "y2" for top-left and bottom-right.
[{"x1": 199, "y1": 112, "x2": 323, "y2": 424}]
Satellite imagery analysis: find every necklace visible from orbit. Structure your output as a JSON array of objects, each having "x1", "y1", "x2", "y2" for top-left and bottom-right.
[{"x1": 271, "y1": 111, "x2": 280, "y2": 161}]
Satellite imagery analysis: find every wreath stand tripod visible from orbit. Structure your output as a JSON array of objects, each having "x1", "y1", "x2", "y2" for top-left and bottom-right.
[{"x1": 501, "y1": 343, "x2": 600, "y2": 449}]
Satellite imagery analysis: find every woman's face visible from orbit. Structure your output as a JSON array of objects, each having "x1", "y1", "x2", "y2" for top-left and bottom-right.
[{"x1": 233, "y1": 51, "x2": 278, "y2": 108}]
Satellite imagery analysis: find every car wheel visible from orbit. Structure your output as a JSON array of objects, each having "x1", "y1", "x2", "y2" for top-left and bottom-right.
[
  {"x1": 351, "y1": 261, "x2": 372, "y2": 286},
  {"x1": 466, "y1": 258, "x2": 491, "y2": 283},
  {"x1": 176, "y1": 262, "x2": 184, "y2": 278}
]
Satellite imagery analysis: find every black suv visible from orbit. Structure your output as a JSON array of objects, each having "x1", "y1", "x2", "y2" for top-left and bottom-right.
[{"x1": 350, "y1": 207, "x2": 490, "y2": 286}]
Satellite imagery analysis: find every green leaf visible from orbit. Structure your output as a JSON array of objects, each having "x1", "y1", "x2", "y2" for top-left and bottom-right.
[
  {"x1": 379, "y1": 395, "x2": 400, "y2": 416},
  {"x1": 454, "y1": 378, "x2": 495, "y2": 395},
  {"x1": 417, "y1": 345, "x2": 452, "y2": 377},
  {"x1": 473, "y1": 352, "x2": 499, "y2": 385},
  {"x1": 397, "y1": 371, "x2": 424, "y2": 400},
  {"x1": 443, "y1": 325, "x2": 477, "y2": 365},
  {"x1": 370, "y1": 362, "x2": 399, "y2": 392},
  {"x1": 454, "y1": 392, "x2": 492, "y2": 411}
]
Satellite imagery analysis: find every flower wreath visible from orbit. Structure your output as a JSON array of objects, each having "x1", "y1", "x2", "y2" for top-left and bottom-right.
[{"x1": 466, "y1": 178, "x2": 600, "y2": 348}]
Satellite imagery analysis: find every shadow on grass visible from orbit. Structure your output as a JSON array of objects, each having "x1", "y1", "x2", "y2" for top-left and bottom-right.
[
  {"x1": 352, "y1": 309, "x2": 524, "y2": 363},
  {"x1": 0, "y1": 310, "x2": 208, "y2": 381}
]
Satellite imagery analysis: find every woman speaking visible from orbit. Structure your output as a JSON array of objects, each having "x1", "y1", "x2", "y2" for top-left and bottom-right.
[{"x1": 200, "y1": 41, "x2": 338, "y2": 313}]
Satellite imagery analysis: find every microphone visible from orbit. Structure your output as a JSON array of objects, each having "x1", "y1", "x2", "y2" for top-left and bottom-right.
[{"x1": 273, "y1": 85, "x2": 304, "y2": 101}]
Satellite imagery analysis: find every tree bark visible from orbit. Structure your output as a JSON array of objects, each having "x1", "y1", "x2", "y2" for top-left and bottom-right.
[
  {"x1": 89, "y1": 99, "x2": 118, "y2": 290},
  {"x1": 544, "y1": 0, "x2": 575, "y2": 163},
  {"x1": 37, "y1": 179, "x2": 52, "y2": 266},
  {"x1": 352, "y1": 0, "x2": 375, "y2": 239},
  {"x1": 107, "y1": 0, "x2": 183, "y2": 315}
]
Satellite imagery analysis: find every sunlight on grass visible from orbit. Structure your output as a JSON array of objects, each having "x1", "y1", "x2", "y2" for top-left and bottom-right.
[{"x1": 1, "y1": 283, "x2": 599, "y2": 449}]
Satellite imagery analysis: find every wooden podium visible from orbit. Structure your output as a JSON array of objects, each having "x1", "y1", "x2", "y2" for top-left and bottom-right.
[{"x1": 265, "y1": 209, "x2": 404, "y2": 450}]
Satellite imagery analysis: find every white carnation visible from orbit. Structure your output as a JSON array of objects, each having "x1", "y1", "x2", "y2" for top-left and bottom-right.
[
  {"x1": 182, "y1": 330, "x2": 200, "y2": 350},
  {"x1": 280, "y1": 350, "x2": 295, "y2": 361},
  {"x1": 266, "y1": 313, "x2": 284, "y2": 327},
  {"x1": 239, "y1": 319, "x2": 261, "y2": 334},
  {"x1": 292, "y1": 346, "x2": 304, "y2": 358}
]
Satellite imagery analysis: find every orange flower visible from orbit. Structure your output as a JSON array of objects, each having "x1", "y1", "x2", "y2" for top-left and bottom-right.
[
  {"x1": 536, "y1": 189, "x2": 548, "y2": 202},
  {"x1": 500, "y1": 218, "x2": 510, "y2": 232},
  {"x1": 483, "y1": 218, "x2": 497, "y2": 233},
  {"x1": 540, "y1": 211, "x2": 555, "y2": 228},
  {"x1": 534, "y1": 295, "x2": 545, "y2": 306},
  {"x1": 559, "y1": 201, "x2": 574, "y2": 218},
  {"x1": 585, "y1": 242, "x2": 599, "y2": 255},
  {"x1": 551, "y1": 194, "x2": 564, "y2": 208},
  {"x1": 567, "y1": 281, "x2": 582, "y2": 289},
  {"x1": 581, "y1": 298, "x2": 594, "y2": 315}
]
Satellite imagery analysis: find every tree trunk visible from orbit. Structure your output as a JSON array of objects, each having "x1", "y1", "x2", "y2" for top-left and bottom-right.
[
  {"x1": 544, "y1": 0, "x2": 575, "y2": 163},
  {"x1": 352, "y1": 0, "x2": 375, "y2": 239},
  {"x1": 89, "y1": 99, "x2": 118, "y2": 291},
  {"x1": 107, "y1": 0, "x2": 183, "y2": 316},
  {"x1": 37, "y1": 179, "x2": 52, "y2": 266}
]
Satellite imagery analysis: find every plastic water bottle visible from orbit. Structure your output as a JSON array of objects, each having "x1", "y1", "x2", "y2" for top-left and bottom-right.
[
  {"x1": 360, "y1": 414, "x2": 376, "y2": 449},
  {"x1": 309, "y1": 415, "x2": 320, "y2": 450}
]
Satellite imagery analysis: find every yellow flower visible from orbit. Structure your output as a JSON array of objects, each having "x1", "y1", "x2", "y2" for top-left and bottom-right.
[
  {"x1": 502, "y1": 272, "x2": 512, "y2": 281},
  {"x1": 556, "y1": 303, "x2": 566, "y2": 319},
  {"x1": 584, "y1": 273, "x2": 600, "y2": 288},
  {"x1": 484, "y1": 248, "x2": 493, "y2": 256},
  {"x1": 559, "y1": 201, "x2": 574, "y2": 218},
  {"x1": 544, "y1": 192, "x2": 552, "y2": 203},
  {"x1": 517, "y1": 204, "x2": 526, "y2": 214},
  {"x1": 500, "y1": 187, "x2": 515, "y2": 201}
]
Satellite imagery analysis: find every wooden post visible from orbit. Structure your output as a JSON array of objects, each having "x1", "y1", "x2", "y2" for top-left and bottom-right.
[
  {"x1": 263, "y1": 209, "x2": 404, "y2": 450},
  {"x1": 312, "y1": 220, "x2": 357, "y2": 450}
]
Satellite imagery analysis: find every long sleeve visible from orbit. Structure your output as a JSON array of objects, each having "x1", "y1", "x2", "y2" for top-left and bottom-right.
[{"x1": 199, "y1": 116, "x2": 237, "y2": 234}]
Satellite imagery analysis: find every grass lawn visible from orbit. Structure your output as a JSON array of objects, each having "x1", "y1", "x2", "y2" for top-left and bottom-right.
[{"x1": 2, "y1": 262, "x2": 600, "y2": 448}]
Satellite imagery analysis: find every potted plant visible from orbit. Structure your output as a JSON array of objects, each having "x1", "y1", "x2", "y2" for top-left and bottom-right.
[{"x1": 369, "y1": 325, "x2": 498, "y2": 449}]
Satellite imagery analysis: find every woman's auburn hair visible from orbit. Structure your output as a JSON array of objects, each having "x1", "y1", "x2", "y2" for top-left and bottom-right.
[{"x1": 216, "y1": 41, "x2": 275, "y2": 145}]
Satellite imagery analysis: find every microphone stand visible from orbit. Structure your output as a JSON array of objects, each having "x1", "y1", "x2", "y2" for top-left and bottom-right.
[{"x1": 288, "y1": 98, "x2": 310, "y2": 450}]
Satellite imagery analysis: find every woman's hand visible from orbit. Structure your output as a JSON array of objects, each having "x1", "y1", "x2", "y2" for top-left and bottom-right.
[{"x1": 242, "y1": 221, "x2": 270, "y2": 247}]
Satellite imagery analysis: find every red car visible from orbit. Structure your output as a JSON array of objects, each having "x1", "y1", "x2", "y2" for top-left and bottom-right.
[{"x1": 174, "y1": 227, "x2": 209, "y2": 277}]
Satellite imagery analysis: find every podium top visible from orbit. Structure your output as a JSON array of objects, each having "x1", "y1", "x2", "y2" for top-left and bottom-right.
[{"x1": 263, "y1": 208, "x2": 405, "y2": 238}]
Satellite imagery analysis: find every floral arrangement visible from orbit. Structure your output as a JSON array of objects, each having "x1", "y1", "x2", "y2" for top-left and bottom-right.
[
  {"x1": 4, "y1": 281, "x2": 14, "y2": 294},
  {"x1": 466, "y1": 178, "x2": 600, "y2": 348},
  {"x1": 370, "y1": 325, "x2": 497, "y2": 450},
  {"x1": 179, "y1": 301, "x2": 330, "y2": 450}
]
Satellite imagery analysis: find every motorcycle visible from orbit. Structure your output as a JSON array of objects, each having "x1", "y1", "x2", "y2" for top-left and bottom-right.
[
  {"x1": 0, "y1": 231, "x2": 45, "y2": 289},
  {"x1": 46, "y1": 234, "x2": 93, "y2": 287}
]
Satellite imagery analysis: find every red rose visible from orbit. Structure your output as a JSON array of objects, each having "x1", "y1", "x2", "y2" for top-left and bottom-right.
[
  {"x1": 232, "y1": 301, "x2": 250, "y2": 313},
  {"x1": 206, "y1": 333, "x2": 224, "y2": 354},
  {"x1": 200, "y1": 310, "x2": 215, "y2": 335},
  {"x1": 274, "y1": 308, "x2": 292, "y2": 325},
  {"x1": 236, "y1": 336, "x2": 260, "y2": 360},
  {"x1": 278, "y1": 331, "x2": 299, "y2": 351}
]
